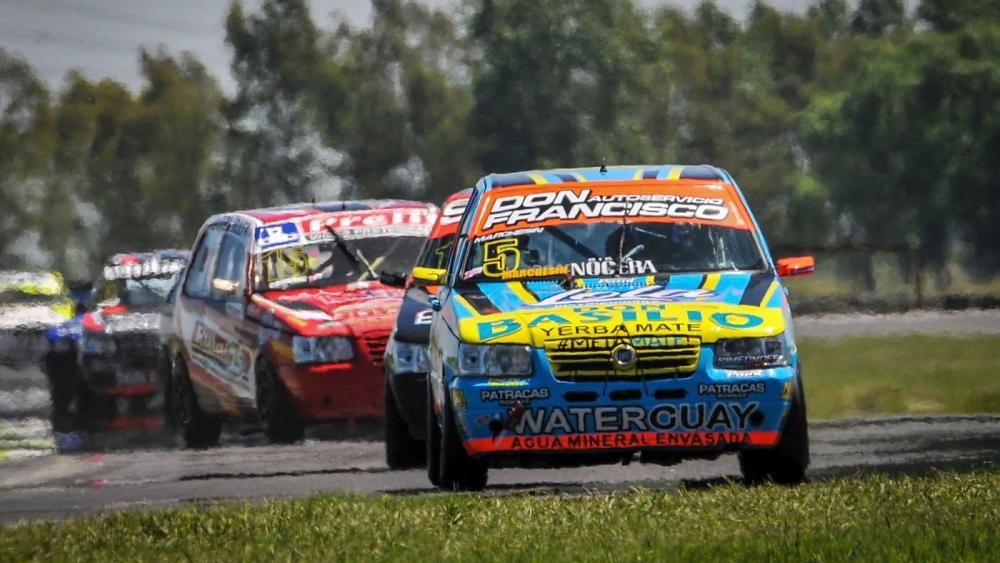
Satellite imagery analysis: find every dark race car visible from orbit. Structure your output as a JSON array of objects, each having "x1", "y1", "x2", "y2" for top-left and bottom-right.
[
  {"x1": 76, "y1": 251, "x2": 188, "y2": 430},
  {"x1": 381, "y1": 189, "x2": 470, "y2": 468}
]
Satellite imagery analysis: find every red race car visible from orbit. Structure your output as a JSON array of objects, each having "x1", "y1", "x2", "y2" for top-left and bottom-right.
[{"x1": 168, "y1": 200, "x2": 437, "y2": 446}]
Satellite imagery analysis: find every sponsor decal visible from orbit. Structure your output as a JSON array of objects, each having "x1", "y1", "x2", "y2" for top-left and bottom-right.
[
  {"x1": 533, "y1": 286, "x2": 715, "y2": 307},
  {"x1": 255, "y1": 222, "x2": 301, "y2": 250},
  {"x1": 473, "y1": 227, "x2": 543, "y2": 243},
  {"x1": 698, "y1": 382, "x2": 765, "y2": 399},
  {"x1": 510, "y1": 402, "x2": 759, "y2": 434},
  {"x1": 191, "y1": 322, "x2": 252, "y2": 381},
  {"x1": 299, "y1": 209, "x2": 436, "y2": 241},
  {"x1": 781, "y1": 381, "x2": 794, "y2": 401},
  {"x1": 466, "y1": 430, "x2": 778, "y2": 453},
  {"x1": 478, "y1": 189, "x2": 732, "y2": 233},
  {"x1": 723, "y1": 369, "x2": 767, "y2": 379},
  {"x1": 476, "y1": 308, "x2": 705, "y2": 341},
  {"x1": 484, "y1": 379, "x2": 530, "y2": 387},
  {"x1": 550, "y1": 334, "x2": 695, "y2": 351},
  {"x1": 710, "y1": 312, "x2": 764, "y2": 329},
  {"x1": 536, "y1": 322, "x2": 701, "y2": 338},
  {"x1": 500, "y1": 265, "x2": 568, "y2": 280},
  {"x1": 479, "y1": 387, "x2": 550, "y2": 406},
  {"x1": 477, "y1": 318, "x2": 522, "y2": 341},
  {"x1": 568, "y1": 257, "x2": 657, "y2": 277}
]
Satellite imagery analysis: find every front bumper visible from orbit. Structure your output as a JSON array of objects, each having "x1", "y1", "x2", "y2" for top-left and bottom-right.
[
  {"x1": 447, "y1": 347, "x2": 797, "y2": 458},
  {"x1": 277, "y1": 360, "x2": 385, "y2": 422},
  {"x1": 388, "y1": 370, "x2": 428, "y2": 439}
]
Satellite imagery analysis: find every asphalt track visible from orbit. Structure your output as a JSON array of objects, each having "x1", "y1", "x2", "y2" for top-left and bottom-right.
[{"x1": 1, "y1": 310, "x2": 999, "y2": 523}]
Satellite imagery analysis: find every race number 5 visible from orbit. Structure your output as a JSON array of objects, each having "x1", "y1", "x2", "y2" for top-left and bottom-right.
[{"x1": 482, "y1": 238, "x2": 521, "y2": 277}]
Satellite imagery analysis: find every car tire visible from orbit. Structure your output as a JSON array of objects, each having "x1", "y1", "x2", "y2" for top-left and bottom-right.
[
  {"x1": 436, "y1": 382, "x2": 488, "y2": 491},
  {"x1": 256, "y1": 360, "x2": 304, "y2": 444},
  {"x1": 426, "y1": 378, "x2": 443, "y2": 487},
  {"x1": 160, "y1": 350, "x2": 176, "y2": 433},
  {"x1": 44, "y1": 354, "x2": 78, "y2": 433},
  {"x1": 739, "y1": 373, "x2": 809, "y2": 485},
  {"x1": 171, "y1": 358, "x2": 221, "y2": 448},
  {"x1": 385, "y1": 378, "x2": 425, "y2": 469}
]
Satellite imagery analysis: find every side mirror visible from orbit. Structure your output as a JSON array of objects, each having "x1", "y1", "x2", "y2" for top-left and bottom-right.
[
  {"x1": 211, "y1": 278, "x2": 240, "y2": 295},
  {"x1": 776, "y1": 256, "x2": 815, "y2": 277},
  {"x1": 411, "y1": 267, "x2": 446, "y2": 286},
  {"x1": 378, "y1": 270, "x2": 407, "y2": 288}
]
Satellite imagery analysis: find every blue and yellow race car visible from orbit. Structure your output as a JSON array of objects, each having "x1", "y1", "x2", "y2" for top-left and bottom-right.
[{"x1": 418, "y1": 165, "x2": 815, "y2": 490}]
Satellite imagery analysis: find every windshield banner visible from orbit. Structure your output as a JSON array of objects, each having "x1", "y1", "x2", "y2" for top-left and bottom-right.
[
  {"x1": 255, "y1": 208, "x2": 437, "y2": 251},
  {"x1": 471, "y1": 183, "x2": 750, "y2": 237}
]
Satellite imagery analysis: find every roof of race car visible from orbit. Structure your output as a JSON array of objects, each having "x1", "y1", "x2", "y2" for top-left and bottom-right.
[
  {"x1": 225, "y1": 199, "x2": 437, "y2": 225},
  {"x1": 0, "y1": 270, "x2": 66, "y2": 294},
  {"x1": 104, "y1": 249, "x2": 190, "y2": 268},
  {"x1": 103, "y1": 249, "x2": 190, "y2": 280},
  {"x1": 482, "y1": 164, "x2": 729, "y2": 189}
]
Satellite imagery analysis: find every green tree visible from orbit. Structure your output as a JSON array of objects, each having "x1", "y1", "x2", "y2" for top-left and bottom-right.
[
  {"x1": 0, "y1": 49, "x2": 53, "y2": 268},
  {"x1": 918, "y1": 0, "x2": 1000, "y2": 32},
  {"x1": 313, "y1": 0, "x2": 476, "y2": 202},
  {"x1": 851, "y1": 0, "x2": 906, "y2": 36},
  {"x1": 223, "y1": 0, "x2": 329, "y2": 207},
  {"x1": 46, "y1": 50, "x2": 223, "y2": 276},
  {"x1": 469, "y1": 0, "x2": 657, "y2": 173}
]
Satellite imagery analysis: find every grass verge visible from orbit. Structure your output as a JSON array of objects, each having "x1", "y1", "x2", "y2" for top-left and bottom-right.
[
  {"x1": 800, "y1": 335, "x2": 1000, "y2": 419},
  {"x1": 2, "y1": 470, "x2": 999, "y2": 561}
]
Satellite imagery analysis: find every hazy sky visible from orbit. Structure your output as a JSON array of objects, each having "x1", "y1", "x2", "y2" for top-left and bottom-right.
[{"x1": 0, "y1": 0, "x2": 822, "y2": 94}]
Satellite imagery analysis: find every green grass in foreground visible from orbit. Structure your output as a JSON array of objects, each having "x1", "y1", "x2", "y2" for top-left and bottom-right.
[
  {"x1": 799, "y1": 335, "x2": 1000, "y2": 419},
  {"x1": 2, "y1": 471, "x2": 999, "y2": 561}
]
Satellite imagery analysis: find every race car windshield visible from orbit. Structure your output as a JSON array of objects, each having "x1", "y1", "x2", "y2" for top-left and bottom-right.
[
  {"x1": 258, "y1": 235, "x2": 426, "y2": 290},
  {"x1": 119, "y1": 277, "x2": 175, "y2": 308},
  {"x1": 461, "y1": 222, "x2": 765, "y2": 282},
  {"x1": 416, "y1": 233, "x2": 456, "y2": 270}
]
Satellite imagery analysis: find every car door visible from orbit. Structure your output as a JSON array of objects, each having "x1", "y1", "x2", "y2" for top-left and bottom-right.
[
  {"x1": 176, "y1": 222, "x2": 227, "y2": 413},
  {"x1": 202, "y1": 223, "x2": 256, "y2": 412}
]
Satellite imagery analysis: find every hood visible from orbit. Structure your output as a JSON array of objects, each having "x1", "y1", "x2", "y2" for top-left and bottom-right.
[
  {"x1": 256, "y1": 281, "x2": 405, "y2": 336},
  {"x1": 452, "y1": 272, "x2": 788, "y2": 346}
]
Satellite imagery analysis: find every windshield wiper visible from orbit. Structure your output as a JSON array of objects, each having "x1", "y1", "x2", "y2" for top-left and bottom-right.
[{"x1": 323, "y1": 225, "x2": 377, "y2": 281}]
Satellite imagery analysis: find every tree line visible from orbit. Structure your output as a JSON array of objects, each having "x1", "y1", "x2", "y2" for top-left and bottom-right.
[{"x1": 0, "y1": 0, "x2": 997, "y2": 282}]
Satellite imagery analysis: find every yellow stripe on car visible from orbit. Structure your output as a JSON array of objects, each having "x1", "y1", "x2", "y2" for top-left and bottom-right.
[{"x1": 507, "y1": 282, "x2": 538, "y2": 305}]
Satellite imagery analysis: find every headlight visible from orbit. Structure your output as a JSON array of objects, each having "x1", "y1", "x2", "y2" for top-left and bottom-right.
[
  {"x1": 81, "y1": 333, "x2": 116, "y2": 355},
  {"x1": 457, "y1": 343, "x2": 532, "y2": 377},
  {"x1": 714, "y1": 336, "x2": 787, "y2": 369},
  {"x1": 292, "y1": 336, "x2": 354, "y2": 364},
  {"x1": 392, "y1": 340, "x2": 429, "y2": 373}
]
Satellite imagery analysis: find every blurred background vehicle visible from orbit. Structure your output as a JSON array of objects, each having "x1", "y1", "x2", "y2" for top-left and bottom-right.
[
  {"x1": 382, "y1": 189, "x2": 470, "y2": 468},
  {"x1": 65, "y1": 251, "x2": 188, "y2": 433},
  {"x1": 0, "y1": 271, "x2": 74, "y2": 369}
]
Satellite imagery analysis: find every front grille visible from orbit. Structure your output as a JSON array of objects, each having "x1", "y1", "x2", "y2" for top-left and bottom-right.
[
  {"x1": 362, "y1": 331, "x2": 390, "y2": 367},
  {"x1": 114, "y1": 332, "x2": 161, "y2": 367},
  {"x1": 545, "y1": 334, "x2": 700, "y2": 380}
]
